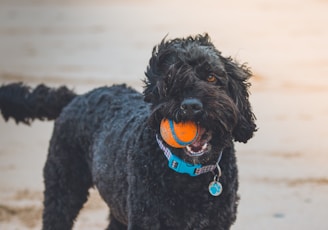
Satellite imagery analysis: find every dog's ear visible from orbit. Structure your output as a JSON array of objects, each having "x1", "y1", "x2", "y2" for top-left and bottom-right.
[
  {"x1": 143, "y1": 74, "x2": 159, "y2": 103},
  {"x1": 143, "y1": 37, "x2": 172, "y2": 104},
  {"x1": 143, "y1": 49, "x2": 162, "y2": 103},
  {"x1": 222, "y1": 57, "x2": 257, "y2": 143},
  {"x1": 143, "y1": 43, "x2": 159, "y2": 103}
]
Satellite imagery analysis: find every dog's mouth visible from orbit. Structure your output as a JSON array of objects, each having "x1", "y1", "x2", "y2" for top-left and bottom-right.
[{"x1": 184, "y1": 127, "x2": 212, "y2": 157}]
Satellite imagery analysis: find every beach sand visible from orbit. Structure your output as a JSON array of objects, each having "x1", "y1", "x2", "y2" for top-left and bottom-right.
[{"x1": 1, "y1": 0, "x2": 328, "y2": 229}]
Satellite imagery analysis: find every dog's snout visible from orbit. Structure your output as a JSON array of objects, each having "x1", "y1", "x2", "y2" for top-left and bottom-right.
[{"x1": 180, "y1": 98, "x2": 203, "y2": 115}]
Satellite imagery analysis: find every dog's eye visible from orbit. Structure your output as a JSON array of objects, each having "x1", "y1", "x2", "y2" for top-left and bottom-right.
[{"x1": 206, "y1": 75, "x2": 217, "y2": 83}]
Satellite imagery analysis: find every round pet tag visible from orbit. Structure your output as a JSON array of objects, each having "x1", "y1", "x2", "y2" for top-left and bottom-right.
[{"x1": 208, "y1": 181, "x2": 223, "y2": 196}]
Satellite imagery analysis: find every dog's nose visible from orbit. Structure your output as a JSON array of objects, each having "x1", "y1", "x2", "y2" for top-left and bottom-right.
[{"x1": 180, "y1": 98, "x2": 203, "y2": 115}]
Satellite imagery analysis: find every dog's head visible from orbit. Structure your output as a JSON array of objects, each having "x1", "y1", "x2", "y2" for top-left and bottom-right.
[{"x1": 143, "y1": 34, "x2": 256, "y2": 164}]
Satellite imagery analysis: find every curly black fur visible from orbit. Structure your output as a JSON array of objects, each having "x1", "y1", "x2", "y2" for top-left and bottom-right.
[
  {"x1": 0, "y1": 34, "x2": 256, "y2": 230},
  {"x1": 0, "y1": 82, "x2": 76, "y2": 124}
]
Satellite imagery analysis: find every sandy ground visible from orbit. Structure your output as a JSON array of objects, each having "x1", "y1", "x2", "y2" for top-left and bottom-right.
[{"x1": 1, "y1": 0, "x2": 328, "y2": 229}]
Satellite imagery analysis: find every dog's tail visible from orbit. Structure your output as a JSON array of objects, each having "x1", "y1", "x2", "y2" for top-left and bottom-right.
[{"x1": 0, "y1": 82, "x2": 77, "y2": 125}]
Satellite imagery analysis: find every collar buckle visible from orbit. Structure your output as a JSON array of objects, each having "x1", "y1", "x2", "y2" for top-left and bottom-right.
[{"x1": 168, "y1": 154, "x2": 201, "y2": 177}]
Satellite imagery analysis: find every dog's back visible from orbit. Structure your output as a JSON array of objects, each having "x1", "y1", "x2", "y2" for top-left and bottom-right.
[{"x1": 0, "y1": 83, "x2": 152, "y2": 229}]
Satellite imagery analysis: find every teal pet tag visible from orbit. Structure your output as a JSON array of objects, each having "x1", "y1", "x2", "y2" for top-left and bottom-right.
[{"x1": 208, "y1": 180, "x2": 223, "y2": 196}]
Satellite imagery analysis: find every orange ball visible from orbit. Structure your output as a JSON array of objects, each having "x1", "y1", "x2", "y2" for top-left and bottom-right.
[{"x1": 160, "y1": 119, "x2": 199, "y2": 148}]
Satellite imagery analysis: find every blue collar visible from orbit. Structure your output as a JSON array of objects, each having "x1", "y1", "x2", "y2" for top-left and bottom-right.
[{"x1": 156, "y1": 135, "x2": 222, "y2": 177}]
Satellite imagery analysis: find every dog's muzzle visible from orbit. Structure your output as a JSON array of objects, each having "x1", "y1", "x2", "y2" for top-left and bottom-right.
[
  {"x1": 178, "y1": 98, "x2": 212, "y2": 156},
  {"x1": 180, "y1": 98, "x2": 203, "y2": 117}
]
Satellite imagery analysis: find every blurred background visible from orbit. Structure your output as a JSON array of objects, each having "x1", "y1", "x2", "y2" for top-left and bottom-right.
[{"x1": 0, "y1": 0, "x2": 328, "y2": 229}]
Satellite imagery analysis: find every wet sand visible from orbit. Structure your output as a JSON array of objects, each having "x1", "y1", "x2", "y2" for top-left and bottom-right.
[{"x1": 1, "y1": 0, "x2": 328, "y2": 229}]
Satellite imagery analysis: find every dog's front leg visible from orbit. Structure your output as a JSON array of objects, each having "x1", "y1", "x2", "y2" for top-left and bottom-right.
[{"x1": 126, "y1": 164, "x2": 163, "y2": 230}]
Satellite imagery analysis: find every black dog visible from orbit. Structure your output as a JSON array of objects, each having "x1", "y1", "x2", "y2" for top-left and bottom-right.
[{"x1": 0, "y1": 34, "x2": 256, "y2": 230}]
